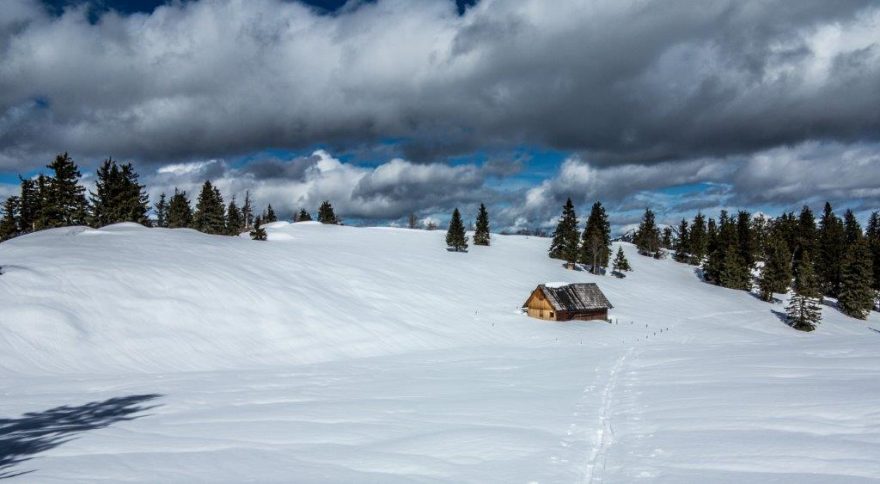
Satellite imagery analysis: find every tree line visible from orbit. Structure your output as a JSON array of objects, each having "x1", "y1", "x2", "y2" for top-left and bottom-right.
[
  {"x1": 633, "y1": 203, "x2": 878, "y2": 330},
  {"x1": 546, "y1": 198, "x2": 631, "y2": 277},
  {"x1": 0, "y1": 153, "x2": 341, "y2": 242}
]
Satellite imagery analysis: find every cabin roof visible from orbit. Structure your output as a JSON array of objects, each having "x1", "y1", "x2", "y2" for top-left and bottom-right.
[{"x1": 524, "y1": 283, "x2": 613, "y2": 311}]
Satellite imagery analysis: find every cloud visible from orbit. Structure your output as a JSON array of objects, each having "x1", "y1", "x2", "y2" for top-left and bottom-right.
[{"x1": 0, "y1": 0, "x2": 878, "y2": 170}]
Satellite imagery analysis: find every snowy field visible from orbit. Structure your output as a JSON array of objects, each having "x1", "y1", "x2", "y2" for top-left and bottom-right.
[{"x1": 1, "y1": 222, "x2": 879, "y2": 482}]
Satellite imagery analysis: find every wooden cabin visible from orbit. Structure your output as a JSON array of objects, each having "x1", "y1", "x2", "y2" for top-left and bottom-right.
[{"x1": 522, "y1": 283, "x2": 612, "y2": 321}]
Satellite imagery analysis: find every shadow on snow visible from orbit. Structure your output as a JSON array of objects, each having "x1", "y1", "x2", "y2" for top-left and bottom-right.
[{"x1": 0, "y1": 394, "x2": 162, "y2": 479}]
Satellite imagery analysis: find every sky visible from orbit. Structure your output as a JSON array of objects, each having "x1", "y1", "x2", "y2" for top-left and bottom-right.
[{"x1": 1, "y1": 0, "x2": 879, "y2": 233}]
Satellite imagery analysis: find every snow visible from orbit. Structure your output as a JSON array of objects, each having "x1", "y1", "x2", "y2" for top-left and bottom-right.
[{"x1": 1, "y1": 222, "x2": 879, "y2": 482}]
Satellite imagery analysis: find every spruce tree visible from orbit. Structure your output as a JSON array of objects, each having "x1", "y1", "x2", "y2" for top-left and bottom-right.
[
  {"x1": 794, "y1": 205, "x2": 817, "y2": 276},
  {"x1": 17, "y1": 177, "x2": 38, "y2": 233},
  {"x1": 241, "y1": 191, "x2": 254, "y2": 229},
  {"x1": 473, "y1": 203, "x2": 490, "y2": 246},
  {"x1": 817, "y1": 202, "x2": 845, "y2": 297},
  {"x1": 719, "y1": 244, "x2": 751, "y2": 290},
  {"x1": 317, "y1": 201, "x2": 337, "y2": 224},
  {"x1": 787, "y1": 252, "x2": 822, "y2": 331},
  {"x1": 578, "y1": 201, "x2": 610, "y2": 274},
  {"x1": 843, "y1": 209, "x2": 862, "y2": 246},
  {"x1": 154, "y1": 193, "x2": 168, "y2": 228},
  {"x1": 838, "y1": 238, "x2": 874, "y2": 320},
  {"x1": 736, "y1": 210, "x2": 757, "y2": 269},
  {"x1": 612, "y1": 246, "x2": 631, "y2": 276},
  {"x1": 297, "y1": 209, "x2": 312, "y2": 222},
  {"x1": 264, "y1": 204, "x2": 278, "y2": 223},
  {"x1": 194, "y1": 181, "x2": 226, "y2": 234},
  {"x1": 445, "y1": 208, "x2": 469, "y2": 252},
  {"x1": 250, "y1": 218, "x2": 267, "y2": 241},
  {"x1": 634, "y1": 208, "x2": 661, "y2": 257},
  {"x1": 90, "y1": 159, "x2": 149, "y2": 227},
  {"x1": 673, "y1": 219, "x2": 690, "y2": 262},
  {"x1": 0, "y1": 196, "x2": 20, "y2": 241},
  {"x1": 688, "y1": 212, "x2": 707, "y2": 265},
  {"x1": 758, "y1": 237, "x2": 792, "y2": 301},
  {"x1": 661, "y1": 226, "x2": 673, "y2": 250},
  {"x1": 226, "y1": 197, "x2": 243, "y2": 235},
  {"x1": 44, "y1": 152, "x2": 88, "y2": 227},
  {"x1": 548, "y1": 198, "x2": 578, "y2": 267},
  {"x1": 867, "y1": 212, "x2": 880, "y2": 296},
  {"x1": 704, "y1": 211, "x2": 739, "y2": 285},
  {"x1": 167, "y1": 189, "x2": 193, "y2": 228}
]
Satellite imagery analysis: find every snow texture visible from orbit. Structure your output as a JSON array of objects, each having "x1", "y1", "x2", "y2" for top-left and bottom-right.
[{"x1": 1, "y1": 222, "x2": 879, "y2": 482}]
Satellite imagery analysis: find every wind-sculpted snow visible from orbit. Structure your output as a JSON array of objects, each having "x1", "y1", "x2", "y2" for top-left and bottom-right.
[{"x1": 0, "y1": 222, "x2": 878, "y2": 482}]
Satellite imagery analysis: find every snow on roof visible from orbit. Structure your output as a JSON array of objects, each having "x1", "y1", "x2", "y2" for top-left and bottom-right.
[
  {"x1": 543, "y1": 281, "x2": 569, "y2": 288},
  {"x1": 532, "y1": 282, "x2": 613, "y2": 311}
]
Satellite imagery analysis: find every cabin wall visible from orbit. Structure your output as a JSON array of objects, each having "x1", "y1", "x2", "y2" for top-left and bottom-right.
[{"x1": 524, "y1": 289, "x2": 557, "y2": 320}]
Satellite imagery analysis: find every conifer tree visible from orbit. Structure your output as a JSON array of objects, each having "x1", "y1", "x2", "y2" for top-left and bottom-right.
[
  {"x1": 445, "y1": 208, "x2": 469, "y2": 252},
  {"x1": 673, "y1": 219, "x2": 690, "y2": 262},
  {"x1": 250, "y1": 218, "x2": 267, "y2": 241},
  {"x1": 194, "y1": 181, "x2": 226, "y2": 234},
  {"x1": 794, "y1": 205, "x2": 817, "y2": 275},
  {"x1": 579, "y1": 201, "x2": 610, "y2": 273},
  {"x1": 264, "y1": 204, "x2": 277, "y2": 223},
  {"x1": 548, "y1": 198, "x2": 579, "y2": 267},
  {"x1": 0, "y1": 196, "x2": 20, "y2": 241},
  {"x1": 843, "y1": 209, "x2": 862, "y2": 246},
  {"x1": 226, "y1": 197, "x2": 243, "y2": 235},
  {"x1": 751, "y1": 214, "x2": 770, "y2": 260},
  {"x1": 704, "y1": 210, "x2": 739, "y2": 285},
  {"x1": 154, "y1": 193, "x2": 168, "y2": 228},
  {"x1": 473, "y1": 203, "x2": 491, "y2": 246},
  {"x1": 706, "y1": 217, "x2": 718, "y2": 256},
  {"x1": 688, "y1": 212, "x2": 707, "y2": 265},
  {"x1": 241, "y1": 191, "x2": 254, "y2": 229},
  {"x1": 758, "y1": 237, "x2": 792, "y2": 301},
  {"x1": 612, "y1": 246, "x2": 631, "y2": 276},
  {"x1": 167, "y1": 189, "x2": 193, "y2": 228},
  {"x1": 34, "y1": 174, "x2": 51, "y2": 230},
  {"x1": 736, "y1": 210, "x2": 757, "y2": 269},
  {"x1": 867, "y1": 211, "x2": 880, "y2": 296},
  {"x1": 634, "y1": 208, "x2": 661, "y2": 257},
  {"x1": 90, "y1": 159, "x2": 149, "y2": 227},
  {"x1": 719, "y1": 244, "x2": 751, "y2": 290},
  {"x1": 817, "y1": 202, "x2": 845, "y2": 297},
  {"x1": 787, "y1": 252, "x2": 822, "y2": 331},
  {"x1": 661, "y1": 226, "x2": 673, "y2": 250},
  {"x1": 44, "y1": 152, "x2": 88, "y2": 227},
  {"x1": 838, "y1": 238, "x2": 874, "y2": 320},
  {"x1": 297, "y1": 209, "x2": 312, "y2": 222},
  {"x1": 317, "y1": 201, "x2": 337, "y2": 224},
  {"x1": 17, "y1": 177, "x2": 38, "y2": 233}
]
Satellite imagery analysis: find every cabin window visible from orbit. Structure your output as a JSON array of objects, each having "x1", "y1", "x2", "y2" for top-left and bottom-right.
[{"x1": 549, "y1": 312, "x2": 554, "y2": 318}]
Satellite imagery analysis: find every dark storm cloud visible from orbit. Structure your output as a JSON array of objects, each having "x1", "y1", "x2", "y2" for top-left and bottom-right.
[{"x1": 1, "y1": 0, "x2": 878, "y2": 170}]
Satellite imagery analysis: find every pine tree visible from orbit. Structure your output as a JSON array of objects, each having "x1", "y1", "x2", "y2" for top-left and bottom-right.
[
  {"x1": 579, "y1": 201, "x2": 610, "y2": 274},
  {"x1": 704, "y1": 211, "x2": 739, "y2": 285},
  {"x1": 817, "y1": 202, "x2": 845, "y2": 297},
  {"x1": 548, "y1": 198, "x2": 578, "y2": 267},
  {"x1": 250, "y1": 218, "x2": 267, "y2": 241},
  {"x1": 264, "y1": 204, "x2": 277, "y2": 223},
  {"x1": 751, "y1": 214, "x2": 770, "y2": 261},
  {"x1": 226, "y1": 197, "x2": 243, "y2": 235},
  {"x1": 408, "y1": 212, "x2": 418, "y2": 229},
  {"x1": 44, "y1": 152, "x2": 88, "y2": 227},
  {"x1": 758, "y1": 237, "x2": 792, "y2": 301},
  {"x1": 688, "y1": 212, "x2": 707, "y2": 265},
  {"x1": 719, "y1": 244, "x2": 751, "y2": 290},
  {"x1": 838, "y1": 238, "x2": 874, "y2": 320},
  {"x1": 736, "y1": 210, "x2": 757, "y2": 269},
  {"x1": 154, "y1": 193, "x2": 168, "y2": 228},
  {"x1": 445, "y1": 208, "x2": 469, "y2": 252},
  {"x1": 0, "y1": 196, "x2": 20, "y2": 241},
  {"x1": 89, "y1": 159, "x2": 149, "y2": 227},
  {"x1": 787, "y1": 252, "x2": 822, "y2": 331},
  {"x1": 317, "y1": 201, "x2": 337, "y2": 224},
  {"x1": 612, "y1": 246, "x2": 631, "y2": 276},
  {"x1": 673, "y1": 219, "x2": 690, "y2": 262},
  {"x1": 634, "y1": 208, "x2": 661, "y2": 257},
  {"x1": 794, "y1": 205, "x2": 817, "y2": 276},
  {"x1": 167, "y1": 189, "x2": 193, "y2": 228},
  {"x1": 297, "y1": 209, "x2": 312, "y2": 222},
  {"x1": 194, "y1": 181, "x2": 226, "y2": 234},
  {"x1": 241, "y1": 191, "x2": 254, "y2": 229},
  {"x1": 473, "y1": 203, "x2": 490, "y2": 246}
]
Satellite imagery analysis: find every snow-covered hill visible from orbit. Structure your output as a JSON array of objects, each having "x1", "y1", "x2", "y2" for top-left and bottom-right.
[{"x1": 1, "y1": 223, "x2": 878, "y2": 482}]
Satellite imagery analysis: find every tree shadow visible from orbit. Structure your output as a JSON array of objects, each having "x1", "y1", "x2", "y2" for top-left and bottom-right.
[
  {"x1": 770, "y1": 309, "x2": 791, "y2": 327},
  {"x1": 0, "y1": 394, "x2": 162, "y2": 479}
]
